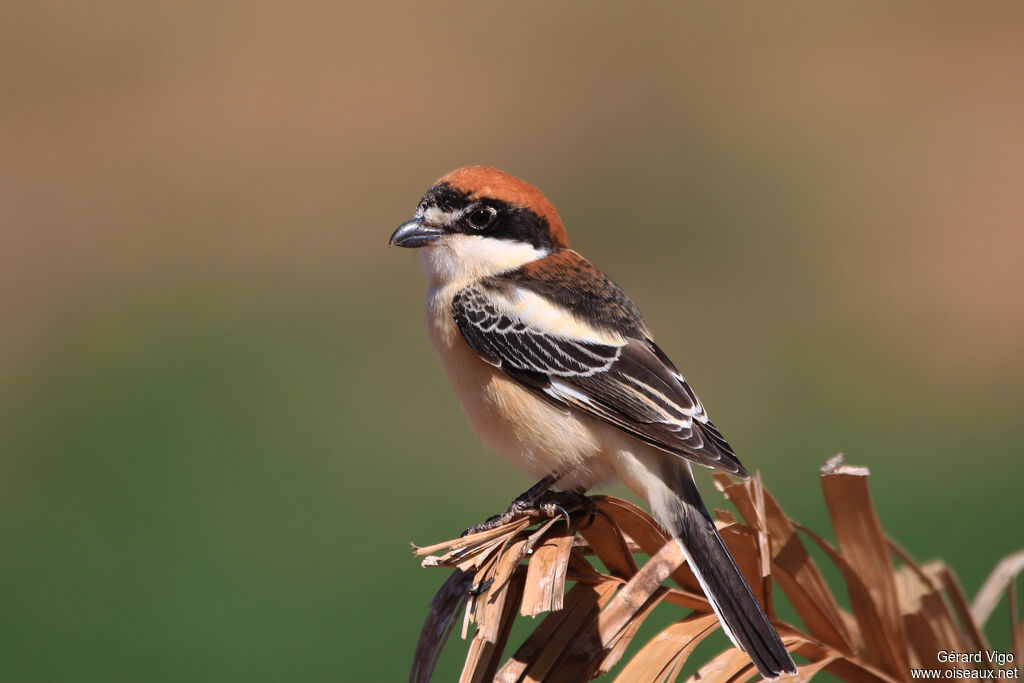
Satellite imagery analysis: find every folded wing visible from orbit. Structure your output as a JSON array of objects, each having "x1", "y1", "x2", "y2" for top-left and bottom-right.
[{"x1": 452, "y1": 284, "x2": 745, "y2": 475}]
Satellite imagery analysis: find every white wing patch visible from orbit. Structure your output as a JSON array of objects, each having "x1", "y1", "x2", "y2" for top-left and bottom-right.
[
  {"x1": 501, "y1": 289, "x2": 627, "y2": 346},
  {"x1": 453, "y1": 286, "x2": 622, "y2": 377}
]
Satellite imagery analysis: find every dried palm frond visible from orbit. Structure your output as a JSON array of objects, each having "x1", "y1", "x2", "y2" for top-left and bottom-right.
[{"x1": 410, "y1": 455, "x2": 1024, "y2": 682}]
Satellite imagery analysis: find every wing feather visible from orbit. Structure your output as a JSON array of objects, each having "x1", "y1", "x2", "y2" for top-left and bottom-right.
[{"x1": 452, "y1": 284, "x2": 745, "y2": 475}]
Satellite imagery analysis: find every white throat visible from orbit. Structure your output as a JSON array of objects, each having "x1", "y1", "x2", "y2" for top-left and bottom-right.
[{"x1": 419, "y1": 234, "x2": 548, "y2": 290}]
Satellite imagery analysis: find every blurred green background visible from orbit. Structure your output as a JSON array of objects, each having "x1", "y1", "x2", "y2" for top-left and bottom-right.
[{"x1": 2, "y1": 2, "x2": 1022, "y2": 680}]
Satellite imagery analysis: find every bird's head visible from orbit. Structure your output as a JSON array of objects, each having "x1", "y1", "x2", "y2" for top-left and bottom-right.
[{"x1": 390, "y1": 167, "x2": 568, "y2": 285}]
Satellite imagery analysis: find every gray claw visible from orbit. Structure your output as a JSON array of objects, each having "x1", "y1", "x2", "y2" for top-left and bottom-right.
[{"x1": 554, "y1": 504, "x2": 571, "y2": 527}]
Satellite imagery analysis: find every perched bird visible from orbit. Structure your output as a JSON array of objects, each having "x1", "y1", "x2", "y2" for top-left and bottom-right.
[{"x1": 390, "y1": 166, "x2": 796, "y2": 679}]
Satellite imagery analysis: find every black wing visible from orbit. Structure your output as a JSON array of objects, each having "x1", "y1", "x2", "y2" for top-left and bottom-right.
[{"x1": 452, "y1": 285, "x2": 745, "y2": 475}]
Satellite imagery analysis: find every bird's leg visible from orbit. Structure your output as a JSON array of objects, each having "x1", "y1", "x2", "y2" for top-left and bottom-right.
[{"x1": 461, "y1": 473, "x2": 562, "y2": 536}]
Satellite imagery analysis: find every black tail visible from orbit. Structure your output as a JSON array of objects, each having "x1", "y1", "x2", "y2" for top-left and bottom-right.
[{"x1": 663, "y1": 467, "x2": 797, "y2": 679}]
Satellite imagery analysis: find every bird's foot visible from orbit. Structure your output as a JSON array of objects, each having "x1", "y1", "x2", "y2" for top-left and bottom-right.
[
  {"x1": 540, "y1": 489, "x2": 597, "y2": 527},
  {"x1": 460, "y1": 488, "x2": 595, "y2": 537},
  {"x1": 460, "y1": 498, "x2": 534, "y2": 536}
]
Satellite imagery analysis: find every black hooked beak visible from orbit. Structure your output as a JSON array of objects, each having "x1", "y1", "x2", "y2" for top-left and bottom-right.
[{"x1": 389, "y1": 218, "x2": 444, "y2": 248}]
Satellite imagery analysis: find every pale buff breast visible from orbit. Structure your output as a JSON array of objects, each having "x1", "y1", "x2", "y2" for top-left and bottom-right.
[{"x1": 424, "y1": 286, "x2": 619, "y2": 490}]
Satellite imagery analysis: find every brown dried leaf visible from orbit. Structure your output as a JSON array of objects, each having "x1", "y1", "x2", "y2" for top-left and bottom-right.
[
  {"x1": 896, "y1": 564, "x2": 975, "y2": 672},
  {"x1": 567, "y1": 546, "x2": 615, "y2": 586},
  {"x1": 596, "y1": 540, "x2": 687, "y2": 647},
  {"x1": 578, "y1": 504, "x2": 639, "y2": 579},
  {"x1": 590, "y1": 497, "x2": 668, "y2": 551},
  {"x1": 474, "y1": 537, "x2": 529, "y2": 643},
  {"x1": 892, "y1": 556, "x2": 979, "y2": 670},
  {"x1": 662, "y1": 585, "x2": 720, "y2": 612},
  {"x1": 971, "y1": 549, "x2": 1024, "y2": 627},
  {"x1": 822, "y1": 659, "x2": 903, "y2": 683},
  {"x1": 1010, "y1": 580, "x2": 1021, "y2": 668},
  {"x1": 598, "y1": 587, "x2": 669, "y2": 676},
  {"x1": 521, "y1": 526, "x2": 575, "y2": 617},
  {"x1": 751, "y1": 473, "x2": 772, "y2": 583},
  {"x1": 922, "y1": 566, "x2": 984, "y2": 668},
  {"x1": 496, "y1": 580, "x2": 619, "y2": 683},
  {"x1": 595, "y1": 496, "x2": 707, "y2": 600},
  {"x1": 414, "y1": 517, "x2": 531, "y2": 558},
  {"x1": 612, "y1": 613, "x2": 720, "y2": 683},
  {"x1": 820, "y1": 456, "x2": 910, "y2": 674},
  {"x1": 716, "y1": 472, "x2": 854, "y2": 653},
  {"x1": 462, "y1": 570, "x2": 526, "y2": 683},
  {"x1": 684, "y1": 640, "x2": 759, "y2": 683},
  {"x1": 793, "y1": 653, "x2": 843, "y2": 681},
  {"x1": 787, "y1": 632, "x2": 901, "y2": 683},
  {"x1": 556, "y1": 540, "x2": 685, "y2": 679},
  {"x1": 934, "y1": 565, "x2": 990, "y2": 654},
  {"x1": 413, "y1": 462, "x2": 1023, "y2": 683},
  {"x1": 795, "y1": 521, "x2": 904, "y2": 676}
]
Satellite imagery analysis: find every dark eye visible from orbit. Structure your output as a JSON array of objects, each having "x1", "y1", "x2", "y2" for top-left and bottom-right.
[{"x1": 467, "y1": 206, "x2": 496, "y2": 230}]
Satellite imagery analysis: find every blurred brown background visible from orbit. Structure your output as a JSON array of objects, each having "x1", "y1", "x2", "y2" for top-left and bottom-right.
[{"x1": 2, "y1": 2, "x2": 1022, "y2": 680}]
